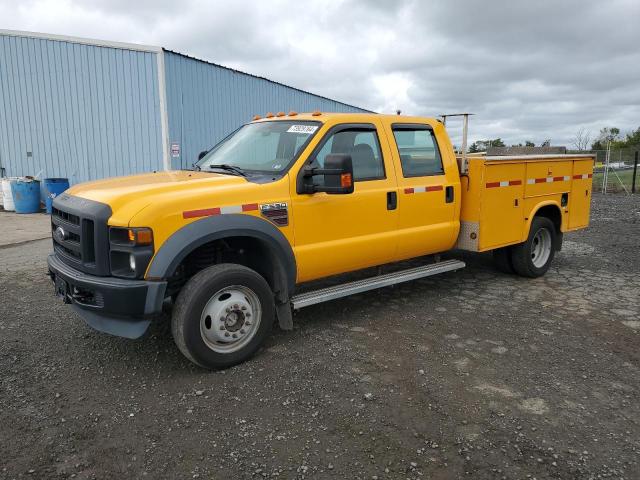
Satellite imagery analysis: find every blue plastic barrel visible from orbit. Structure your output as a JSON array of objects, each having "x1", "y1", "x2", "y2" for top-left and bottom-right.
[
  {"x1": 43, "y1": 178, "x2": 70, "y2": 214},
  {"x1": 11, "y1": 178, "x2": 42, "y2": 214}
]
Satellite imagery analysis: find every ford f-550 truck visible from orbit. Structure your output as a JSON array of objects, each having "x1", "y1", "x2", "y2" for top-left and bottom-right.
[{"x1": 47, "y1": 112, "x2": 593, "y2": 368}]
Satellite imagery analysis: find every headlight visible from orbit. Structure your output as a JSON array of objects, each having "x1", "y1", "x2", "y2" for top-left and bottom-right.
[
  {"x1": 109, "y1": 227, "x2": 154, "y2": 279},
  {"x1": 110, "y1": 227, "x2": 153, "y2": 246}
]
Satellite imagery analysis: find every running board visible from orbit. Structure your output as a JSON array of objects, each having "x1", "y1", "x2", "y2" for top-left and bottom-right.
[{"x1": 291, "y1": 259, "x2": 465, "y2": 309}]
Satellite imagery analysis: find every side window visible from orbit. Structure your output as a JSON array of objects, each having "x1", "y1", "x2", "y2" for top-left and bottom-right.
[
  {"x1": 312, "y1": 128, "x2": 385, "y2": 183},
  {"x1": 393, "y1": 127, "x2": 444, "y2": 177}
]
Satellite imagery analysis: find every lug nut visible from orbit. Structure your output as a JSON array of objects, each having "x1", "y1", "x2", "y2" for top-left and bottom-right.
[
  {"x1": 232, "y1": 333, "x2": 237, "y2": 339},
  {"x1": 225, "y1": 307, "x2": 231, "y2": 313},
  {"x1": 246, "y1": 313, "x2": 251, "y2": 318},
  {"x1": 245, "y1": 321, "x2": 251, "y2": 326},
  {"x1": 240, "y1": 329, "x2": 245, "y2": 334},
  {"x1": 224, "y1": 332, "x2": 230, "y2": 337},
  {"x1": 219, "y1": 325, "x2": 225, "y2": 330},
  {"x1": 241, "y1": 306, "x2": 247, "y2": 311}
]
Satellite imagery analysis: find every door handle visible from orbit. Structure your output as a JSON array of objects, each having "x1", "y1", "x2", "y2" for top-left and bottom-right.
[
  {"x1": 387, "y1": 191, "x2": 397, "y2": 210},
  {"x1": 445, "y1": 186, "x2": 454, "y2": 203}
]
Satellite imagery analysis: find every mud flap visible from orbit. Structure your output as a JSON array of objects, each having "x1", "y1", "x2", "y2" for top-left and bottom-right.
[{"x1": 275, "y1": 301, "x2": 293, "y2": 330}]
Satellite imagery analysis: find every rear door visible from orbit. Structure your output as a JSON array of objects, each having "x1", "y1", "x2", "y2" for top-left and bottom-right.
[
  {"x1": 388, "y1": 123, "x2": 458, "y2": 260},
  {"x1": 290, "y1": 120, "x2": 399, "y2": 282}
]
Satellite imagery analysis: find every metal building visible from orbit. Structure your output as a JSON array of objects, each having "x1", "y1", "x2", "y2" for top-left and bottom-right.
[{"x1": 0, "y1": 30, "x2": 368, "y2": 183}]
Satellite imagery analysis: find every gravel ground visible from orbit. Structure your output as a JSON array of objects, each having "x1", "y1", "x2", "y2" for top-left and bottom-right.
[{"x1": 1, "y1": 193, "x2": 639, "y2": 479}]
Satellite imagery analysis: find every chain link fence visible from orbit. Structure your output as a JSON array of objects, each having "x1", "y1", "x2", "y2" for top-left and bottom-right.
[{"x1": 568, "y1": 147, "x2": 640, "y2": 193}]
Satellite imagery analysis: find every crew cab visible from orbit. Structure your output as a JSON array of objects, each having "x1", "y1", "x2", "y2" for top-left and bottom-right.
[{"x1": 47, "y1": 112, "x2": 594, "y2": 368}]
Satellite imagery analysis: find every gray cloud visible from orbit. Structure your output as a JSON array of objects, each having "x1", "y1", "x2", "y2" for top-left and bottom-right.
[{"x1": 1, "y1": 0, "x2": 638, "y2": 146}]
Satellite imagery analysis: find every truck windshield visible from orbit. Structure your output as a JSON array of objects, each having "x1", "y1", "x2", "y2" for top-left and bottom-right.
[{"x1": 197, "y1": 120, "x2": 321, "y2": 174}]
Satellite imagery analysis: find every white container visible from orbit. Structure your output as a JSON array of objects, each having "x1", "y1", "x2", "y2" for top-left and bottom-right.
[{"x1": 1, "y1": 177, "x2": 17, "y2": 211}]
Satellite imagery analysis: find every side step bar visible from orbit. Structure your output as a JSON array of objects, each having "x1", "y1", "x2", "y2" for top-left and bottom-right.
[{"x1": 291, "y1": 259, "x2": 465, "y2": 309}]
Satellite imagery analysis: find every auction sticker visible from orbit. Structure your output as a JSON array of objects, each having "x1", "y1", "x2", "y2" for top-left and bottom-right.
[{"x1": 287, "y1": 125, "x2": 318, "y2": 134}]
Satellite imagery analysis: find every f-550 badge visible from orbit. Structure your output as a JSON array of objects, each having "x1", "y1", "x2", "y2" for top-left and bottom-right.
[{"x1": 260, "y1": 203, "x2": 288, "y2": 227}]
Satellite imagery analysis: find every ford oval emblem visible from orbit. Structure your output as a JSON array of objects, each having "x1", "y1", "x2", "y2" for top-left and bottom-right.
[{"x1": 54, "y1": 226, "x2": 68, "y2": 241}]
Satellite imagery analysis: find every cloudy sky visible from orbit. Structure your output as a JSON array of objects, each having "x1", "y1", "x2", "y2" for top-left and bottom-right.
[{"x1": 2, "y1": 0, "x2": 639, "y2": 147}]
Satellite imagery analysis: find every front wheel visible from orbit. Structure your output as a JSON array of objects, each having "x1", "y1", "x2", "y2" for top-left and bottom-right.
[
  {"x1": 510, "y1": 217, "x2": 556, "y2": 278},
  {"x1": 171, "y1": 264, "x2": 274, "y2": 369}
]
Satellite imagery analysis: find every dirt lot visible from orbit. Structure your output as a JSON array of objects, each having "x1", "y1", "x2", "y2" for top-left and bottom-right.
[{"x1": 1, "y1": 193, "x2": 639, "y2": 480}]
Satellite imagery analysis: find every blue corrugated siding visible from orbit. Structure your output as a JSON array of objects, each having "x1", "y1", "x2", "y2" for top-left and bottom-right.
[
  {"x1": 0, "y1": 34, "x2": 163, "y2": 184},
  {"x1": 164, "y1": 51, "x2": 369, "y2": 169}
]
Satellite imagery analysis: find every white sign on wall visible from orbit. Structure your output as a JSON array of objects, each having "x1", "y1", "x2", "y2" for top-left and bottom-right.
[{"x1": 170, "y1": 142, "x2": 180, "y2": 158}]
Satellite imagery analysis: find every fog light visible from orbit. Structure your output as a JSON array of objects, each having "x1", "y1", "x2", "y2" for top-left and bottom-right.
[{"x1": 129, "y1": 254, "x2": 136, "y2": 271}]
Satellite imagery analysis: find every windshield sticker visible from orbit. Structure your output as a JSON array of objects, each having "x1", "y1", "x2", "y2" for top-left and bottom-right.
[{"x1": 287, "y1": 125, "x2": 318, "y2": 134}]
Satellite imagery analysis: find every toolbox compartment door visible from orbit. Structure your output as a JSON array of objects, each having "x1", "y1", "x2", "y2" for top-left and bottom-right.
[
  {"x1": 569, "y1": 160, "x2": 593, "y2": 229},
  {"x1": 479, "y1": 163, "x2": 525, "y2": 249},
  {"x1": 524, "y1": 161, "x2": 573, "y2": 197}
]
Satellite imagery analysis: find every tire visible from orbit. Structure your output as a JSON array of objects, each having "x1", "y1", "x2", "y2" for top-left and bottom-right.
[
  {"x1": 492, "y1": 247, "x2": 515, "y2": 274},
  {"x1": 171, "y1": 263, "x2": 274, "y2": 369},
  {"x1": 510, "y1": 217, "x2": 556, "y2": 278}
]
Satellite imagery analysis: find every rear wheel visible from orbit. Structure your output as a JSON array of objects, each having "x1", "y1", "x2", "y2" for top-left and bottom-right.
[
  {"x1": 171, "y1": 263, "x2": 274, "y2": 369},
  {"x1": 510, "y1": 217, "x2": 556, "y2": 278}
]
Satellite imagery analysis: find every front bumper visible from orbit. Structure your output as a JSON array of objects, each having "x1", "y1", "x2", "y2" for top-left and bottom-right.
[{"x1": 47, "y1": 253, "x2": 167, "y2": 339}]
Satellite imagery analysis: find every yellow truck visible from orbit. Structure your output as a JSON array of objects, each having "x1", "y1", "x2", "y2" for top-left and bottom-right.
[{"x1": 47, "y1": 112, "x2": 594, "y2": 368}]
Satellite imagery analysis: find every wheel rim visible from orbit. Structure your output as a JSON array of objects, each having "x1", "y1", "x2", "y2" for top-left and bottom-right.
[
  {"x1": 531, "y1": 228, "x2": 552, "y2": 268},
  {"x1": 200, "y1": 285, "x2": 261, "y2": 353}
]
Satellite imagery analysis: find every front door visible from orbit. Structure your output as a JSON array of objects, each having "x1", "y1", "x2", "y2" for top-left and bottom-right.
[{"x1": 290, "y1": 121, "x2": 399, "y2": 283}]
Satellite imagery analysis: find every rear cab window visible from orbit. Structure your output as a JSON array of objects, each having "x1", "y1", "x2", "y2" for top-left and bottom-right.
[{"x1": 392, "y1": 125, "x2": 444, "y2": 177}]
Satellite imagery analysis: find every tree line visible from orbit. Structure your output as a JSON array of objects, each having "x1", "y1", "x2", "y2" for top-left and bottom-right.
[{"x1": 467, "y1": 126, "x2": 640, "y2": 153}]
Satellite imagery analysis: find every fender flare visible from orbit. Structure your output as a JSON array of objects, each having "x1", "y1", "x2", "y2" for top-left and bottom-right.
[
  {"x1": 524, "y1": 200, "x2": 563, "y2": 242},
  {"x1": 146, "y1": 214, "x2": 297, "y2": 294}
]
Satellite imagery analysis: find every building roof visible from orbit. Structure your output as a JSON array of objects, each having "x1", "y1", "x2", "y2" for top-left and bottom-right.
[
  {"x1": 163, "y1": 49, "x2": 372, "y2": 113},
  {"x1": 0, "y1": 28, "x2": 371, "y2": 113}
]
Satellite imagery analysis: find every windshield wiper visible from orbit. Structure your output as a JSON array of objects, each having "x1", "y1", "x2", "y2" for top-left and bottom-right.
[{"x1": 207, "y1": 164, "x2": 247, "y2": 177}]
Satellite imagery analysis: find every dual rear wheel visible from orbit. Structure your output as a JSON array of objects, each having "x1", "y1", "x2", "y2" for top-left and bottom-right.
[{"x1": 493, "y1": 217, "x2": 557, "y2": 278}]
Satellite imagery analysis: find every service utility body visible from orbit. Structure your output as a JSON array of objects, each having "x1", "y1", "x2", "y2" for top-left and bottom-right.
[{"x1": 47, "y1": 112, "x2": 594, "y2": 368}]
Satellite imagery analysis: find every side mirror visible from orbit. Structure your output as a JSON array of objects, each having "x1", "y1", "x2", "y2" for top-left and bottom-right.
[
  {"x1": 198, "y1": 150, "x2": 209, "y2": 161},
  {"x1": 301, "y1": 154, "x2": 354, "y2": 194}
]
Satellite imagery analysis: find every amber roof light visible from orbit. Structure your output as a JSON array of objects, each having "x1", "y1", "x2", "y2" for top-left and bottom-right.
[
  {"x1": 252, "y1": 114, "x2": 262, "y2": 121},
  {"x1": 288, "y1": 111, "x2": 298, "y2": 116},
  {"x1": 266, "y1": 112, "x2": 275, "y2": 118},
  {"x1": 311, "y1": 110, "x2": 322, "y2": 116}
]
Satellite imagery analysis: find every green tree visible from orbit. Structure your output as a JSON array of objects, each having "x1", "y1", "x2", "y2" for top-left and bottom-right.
[
  {"x1": 592, "y1": 127, "x2": 620, "y2": 149},
  {"x1": 525, "y1": 141, "x2": 535, "y2": 147},
  {"x1": 623, "y1": 127, "x2": 640, "y2": 147}
]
